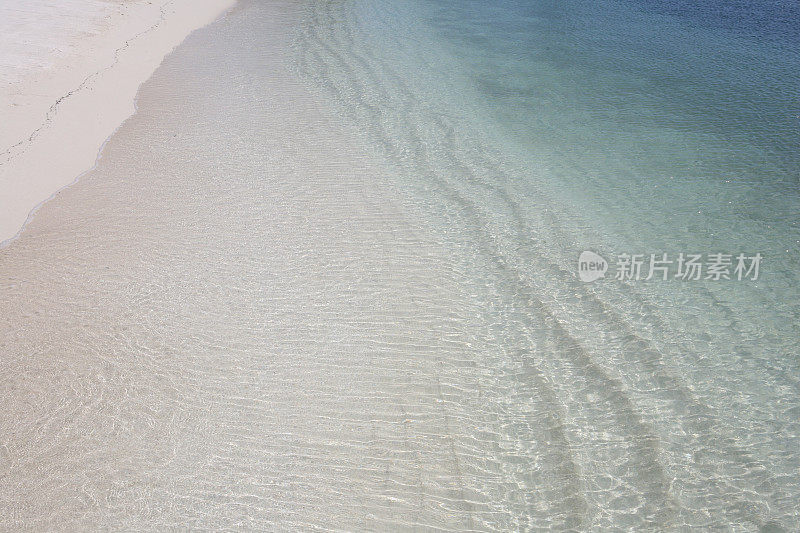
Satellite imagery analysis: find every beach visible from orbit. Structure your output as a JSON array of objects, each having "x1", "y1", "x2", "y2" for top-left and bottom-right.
[
  {"x1": 0, "y1": 0, "x2": 235, "y2": 246},
  {"x1": 1, "y1": 0, "x2": 799, "y2": 530},
  {"x1": 1, "y1": 2, "x2": 503, "y2": 528}
]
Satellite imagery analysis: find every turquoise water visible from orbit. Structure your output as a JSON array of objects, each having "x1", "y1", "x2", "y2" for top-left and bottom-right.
[
  {"x1": 2, "y1": 0, "x2": 798, "y2": 529},
  {"x1": 299, "y1": 0, "x2": 800, "y2": 253},
  {"x1": 294, "y1": 0, "x2": 800, "y2": 528}
]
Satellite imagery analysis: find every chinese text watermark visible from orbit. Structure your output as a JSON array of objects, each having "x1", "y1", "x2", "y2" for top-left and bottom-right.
[{"x1": 578, "y1": 251, "x2": 762, "y2": 282}]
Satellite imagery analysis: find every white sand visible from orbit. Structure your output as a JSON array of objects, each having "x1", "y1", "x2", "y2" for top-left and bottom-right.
[{"x1": 0, "y1": 0, "x2": 236, "y2": 246}]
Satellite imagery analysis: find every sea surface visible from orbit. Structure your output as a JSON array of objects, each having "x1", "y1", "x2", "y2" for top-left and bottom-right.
[
  {"x1": 1, "y1": 0, "x2": 798, "y2": 530},
  {"x1": 294, "y1": 0, "x2": 800, "y2": 526}
]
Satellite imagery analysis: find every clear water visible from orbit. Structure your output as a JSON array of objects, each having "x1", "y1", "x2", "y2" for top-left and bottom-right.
[
  {"x1": 1, "y1": 0, "x2": 798, "y2": 530},
  {"x1": 294, "y1": 0, "x2": 800, "y2": 528}
]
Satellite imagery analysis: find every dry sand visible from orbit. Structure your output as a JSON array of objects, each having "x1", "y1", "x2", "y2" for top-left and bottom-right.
[{"x1": 0, "y1": 0, "x2": 236, "y2": 246}]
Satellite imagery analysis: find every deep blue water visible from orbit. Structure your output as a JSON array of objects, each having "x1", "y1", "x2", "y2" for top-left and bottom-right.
[
  {"x1": 424, "y1": 0, "x2": 800, "y2": 187},
  {"x1": 642, "y1": 0, "x2": 800, "y2": 45}
]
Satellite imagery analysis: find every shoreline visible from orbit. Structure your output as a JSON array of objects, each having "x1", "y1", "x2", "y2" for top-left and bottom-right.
[{"x1": 0, "y1": 0, "x2": 236, "y2": 248}]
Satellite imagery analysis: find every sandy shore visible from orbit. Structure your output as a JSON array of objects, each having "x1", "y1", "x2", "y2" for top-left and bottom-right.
[
  {"x1": 0, "y1": 0, "x2": 236, "y2": 246},
  {"x1": 0, "y1": 1, "x2": 486, "y2": 527}
]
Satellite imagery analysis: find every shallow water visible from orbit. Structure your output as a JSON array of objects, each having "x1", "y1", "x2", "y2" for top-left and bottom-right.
[
  {"x1": 294, "y1": 0, "x2": 800, "y2": 527},
  {"x1": 1, "y1": 0, "x2": 799, "y2": 530}
]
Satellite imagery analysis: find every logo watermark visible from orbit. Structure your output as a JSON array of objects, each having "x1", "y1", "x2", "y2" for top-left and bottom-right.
[
  {"x1": 578, "y1": 251, "x2": 762, "y2": 282},
  {"x1": 578, "y1": 250, "x2": 608, "y2": 282}
]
